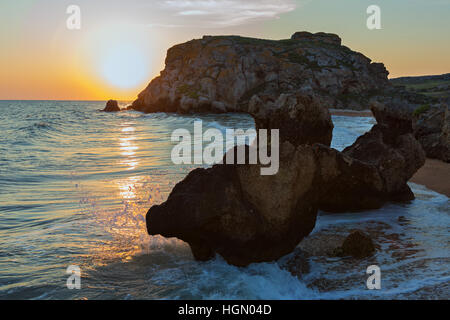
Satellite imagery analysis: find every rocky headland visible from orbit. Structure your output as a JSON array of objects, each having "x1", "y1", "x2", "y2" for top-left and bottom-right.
[
  {"x1": 128, "y1": 31, "x2": 449, "y2": 162},
  {"x1": 131, "y1": 32, "x2": 393, "y2": 113},
  {"x1": 125, "y1": 32, "x2": 434, "y2": 266}
]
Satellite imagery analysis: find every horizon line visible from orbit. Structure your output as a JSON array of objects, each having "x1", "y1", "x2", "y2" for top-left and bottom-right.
[
  {"x1": 1, "y1": 72, "x2": 448, "y2": 102},
  {"x1": 0, "y1": 99, "x2": 134, "y2": 102}
]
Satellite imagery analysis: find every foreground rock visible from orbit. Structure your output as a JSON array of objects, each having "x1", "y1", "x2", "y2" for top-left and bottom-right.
[
  {"x1": 147, "y1": 143, "x2": 320, "y2": 266},
  {"x1": 131, "y1": 32, "x2": 391, "y2": 113},
  {"x1": 146, "y1": 96, "x2": 334, "y2": 266},
  {"x1": 103, "y1": 100, "x2": 120, "y2": 112},
  {"x1": 339, "y1": 102, "x2": 426, "y2": 203},
  {"x1": 147, "y1": 138, "x2": 420, "y2": 265}
]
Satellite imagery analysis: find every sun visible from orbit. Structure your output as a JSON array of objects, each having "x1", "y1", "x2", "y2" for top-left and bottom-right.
[
  {"x1": 100, "y1": 44, "x2": 150, "y2": 89},
  {"x1": 84, "y1": 23, "x2": 154, "y2": 92}
]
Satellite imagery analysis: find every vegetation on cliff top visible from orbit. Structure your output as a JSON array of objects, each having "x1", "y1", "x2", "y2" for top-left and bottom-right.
[{"x1": 391, "y1": 73, "x2": 450, "y2": 99}]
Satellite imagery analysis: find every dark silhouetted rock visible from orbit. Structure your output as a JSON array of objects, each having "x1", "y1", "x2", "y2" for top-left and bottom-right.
[
  {"x1": 147, "y1": 142, "x2": 320, "y2": 266},
  {"x1": 103, "y1": 100, "x2": 120, "y2": 112},
  {"x1": 146, "y1": 95, "x2": 328, "y2": 265},
  {"x1": 313, "y1": 120, "x2": 424, "y2": 212},
  {"x1": 335, "y1": 230, "x2": 375, "y2": 259},
  {"x1": 145, "y1": 92, "x2": 426, "y2": 265},
  {"x1": 313, "y1": 145, "x2": 387, "y2": 212},
  {"x1": 341, "y1": 102, "x2": 426, "y2": 201}
]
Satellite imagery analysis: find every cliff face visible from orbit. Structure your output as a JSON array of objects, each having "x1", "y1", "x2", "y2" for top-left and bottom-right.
[
  {"x1": 414, "y1": 102, "x2": 450, "y2": 163},
  {"x1": 132, "y1": 32, "x2": 391, "y2": 113}
]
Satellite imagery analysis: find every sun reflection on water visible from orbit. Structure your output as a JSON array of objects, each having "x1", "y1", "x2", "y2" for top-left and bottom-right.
[
  {"x1": 83, "y1": 175, "x2": 153, "y2": 265},
  {"x1": 119, "y1": 124, "x2": 139, "y2": 170},
  {"x1": 82, "y1": 123, "x2": 151, "y2": 263},
  {"x1": 121, "y1": 127, "x2": 135, "y2": 133},
  {"x1": 117, "y1": 176, "x2": 142, "y2": 200},
  {"x1": 79, "y1": 118, "x2": 204, "y2": 266}
]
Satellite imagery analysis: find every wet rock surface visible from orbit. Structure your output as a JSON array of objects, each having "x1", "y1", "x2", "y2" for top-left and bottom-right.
[
  {"x1": 147, "y1": 143, "x2": 321, "y2": 267},
  {"x1": 145, "y1": 92, "x2": 426, "y2": 265},
  {"x1": 278, "y1": 248, "x2": 310, "y2": 279}
]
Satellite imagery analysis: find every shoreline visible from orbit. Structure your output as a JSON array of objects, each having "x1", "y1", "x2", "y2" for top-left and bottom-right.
[
  {"x1": 330, "y1": 109, "x2": 373, "y2": 117},
  {"x1": 411, "y1": 159, "x2": 450, "y2": 197}
]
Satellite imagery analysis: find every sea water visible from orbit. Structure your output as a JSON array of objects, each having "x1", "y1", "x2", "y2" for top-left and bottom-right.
[{"x1": 0, "y1": 101, "x2": 448, "y2": 299}]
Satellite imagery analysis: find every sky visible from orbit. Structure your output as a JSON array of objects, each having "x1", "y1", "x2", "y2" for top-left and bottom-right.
[{"x1": 0, "y1": 0, "x2": 449, "y2": 100}]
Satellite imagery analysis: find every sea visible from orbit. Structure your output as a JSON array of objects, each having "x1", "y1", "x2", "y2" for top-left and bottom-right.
[{"x1": 0, "y1": 100, "x2": 448, "y2": 299}]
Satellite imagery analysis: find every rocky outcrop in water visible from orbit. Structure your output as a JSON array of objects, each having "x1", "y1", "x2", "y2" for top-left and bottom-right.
[
  {"x1": 103, "y1": 100, "x2": 120, "y2": 112},
  {"x1": 249, "y1": 93, "x2": 334, "y2": 146},
  {"x1": 308, "y1": 103, "x2": 425, "y2": 212},
  {"x1": 339, "y1": 102, "x2": 426, "y2": 203},
  {"x1": 147, "y1": 94, "x2": 332, "y2": 266},
  {"x1": 147, "y1": 142, "x2": 321, "y2": 266},
  {"x1": 131, "y1": 32, "x2": 391, "y2": 113},
  {"x1": 147, "y1": 136, "x2": 421, "y2": 265},
  {"x1": 146, "y1": 91, "x2": 425, "y2": 266},
  {"x1": 332, "y1": 230, "x2": 375, "y2": 259}
]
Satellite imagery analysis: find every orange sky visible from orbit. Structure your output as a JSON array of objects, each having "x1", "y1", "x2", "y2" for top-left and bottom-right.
[{"x1": 1, "y1": 0, "x2": 449, "y2": 101}]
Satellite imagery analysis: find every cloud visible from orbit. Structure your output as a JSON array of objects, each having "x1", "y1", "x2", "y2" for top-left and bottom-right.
[{"x1": 154, "y1": 0, "x2": 297, "y2": 27}]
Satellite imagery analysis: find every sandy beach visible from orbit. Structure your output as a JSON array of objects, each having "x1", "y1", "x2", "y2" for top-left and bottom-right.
[{"x1": 411, "y1": 159, "x2": 450, "y2": 197}]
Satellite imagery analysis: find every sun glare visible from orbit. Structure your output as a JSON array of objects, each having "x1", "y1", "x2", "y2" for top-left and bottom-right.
[
  {"x1": 84, "y1": 23, "x2": 154, "y2": 92},
  {"x1": 100, "y1": 44, "x2": 150, "y2": 89}
]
